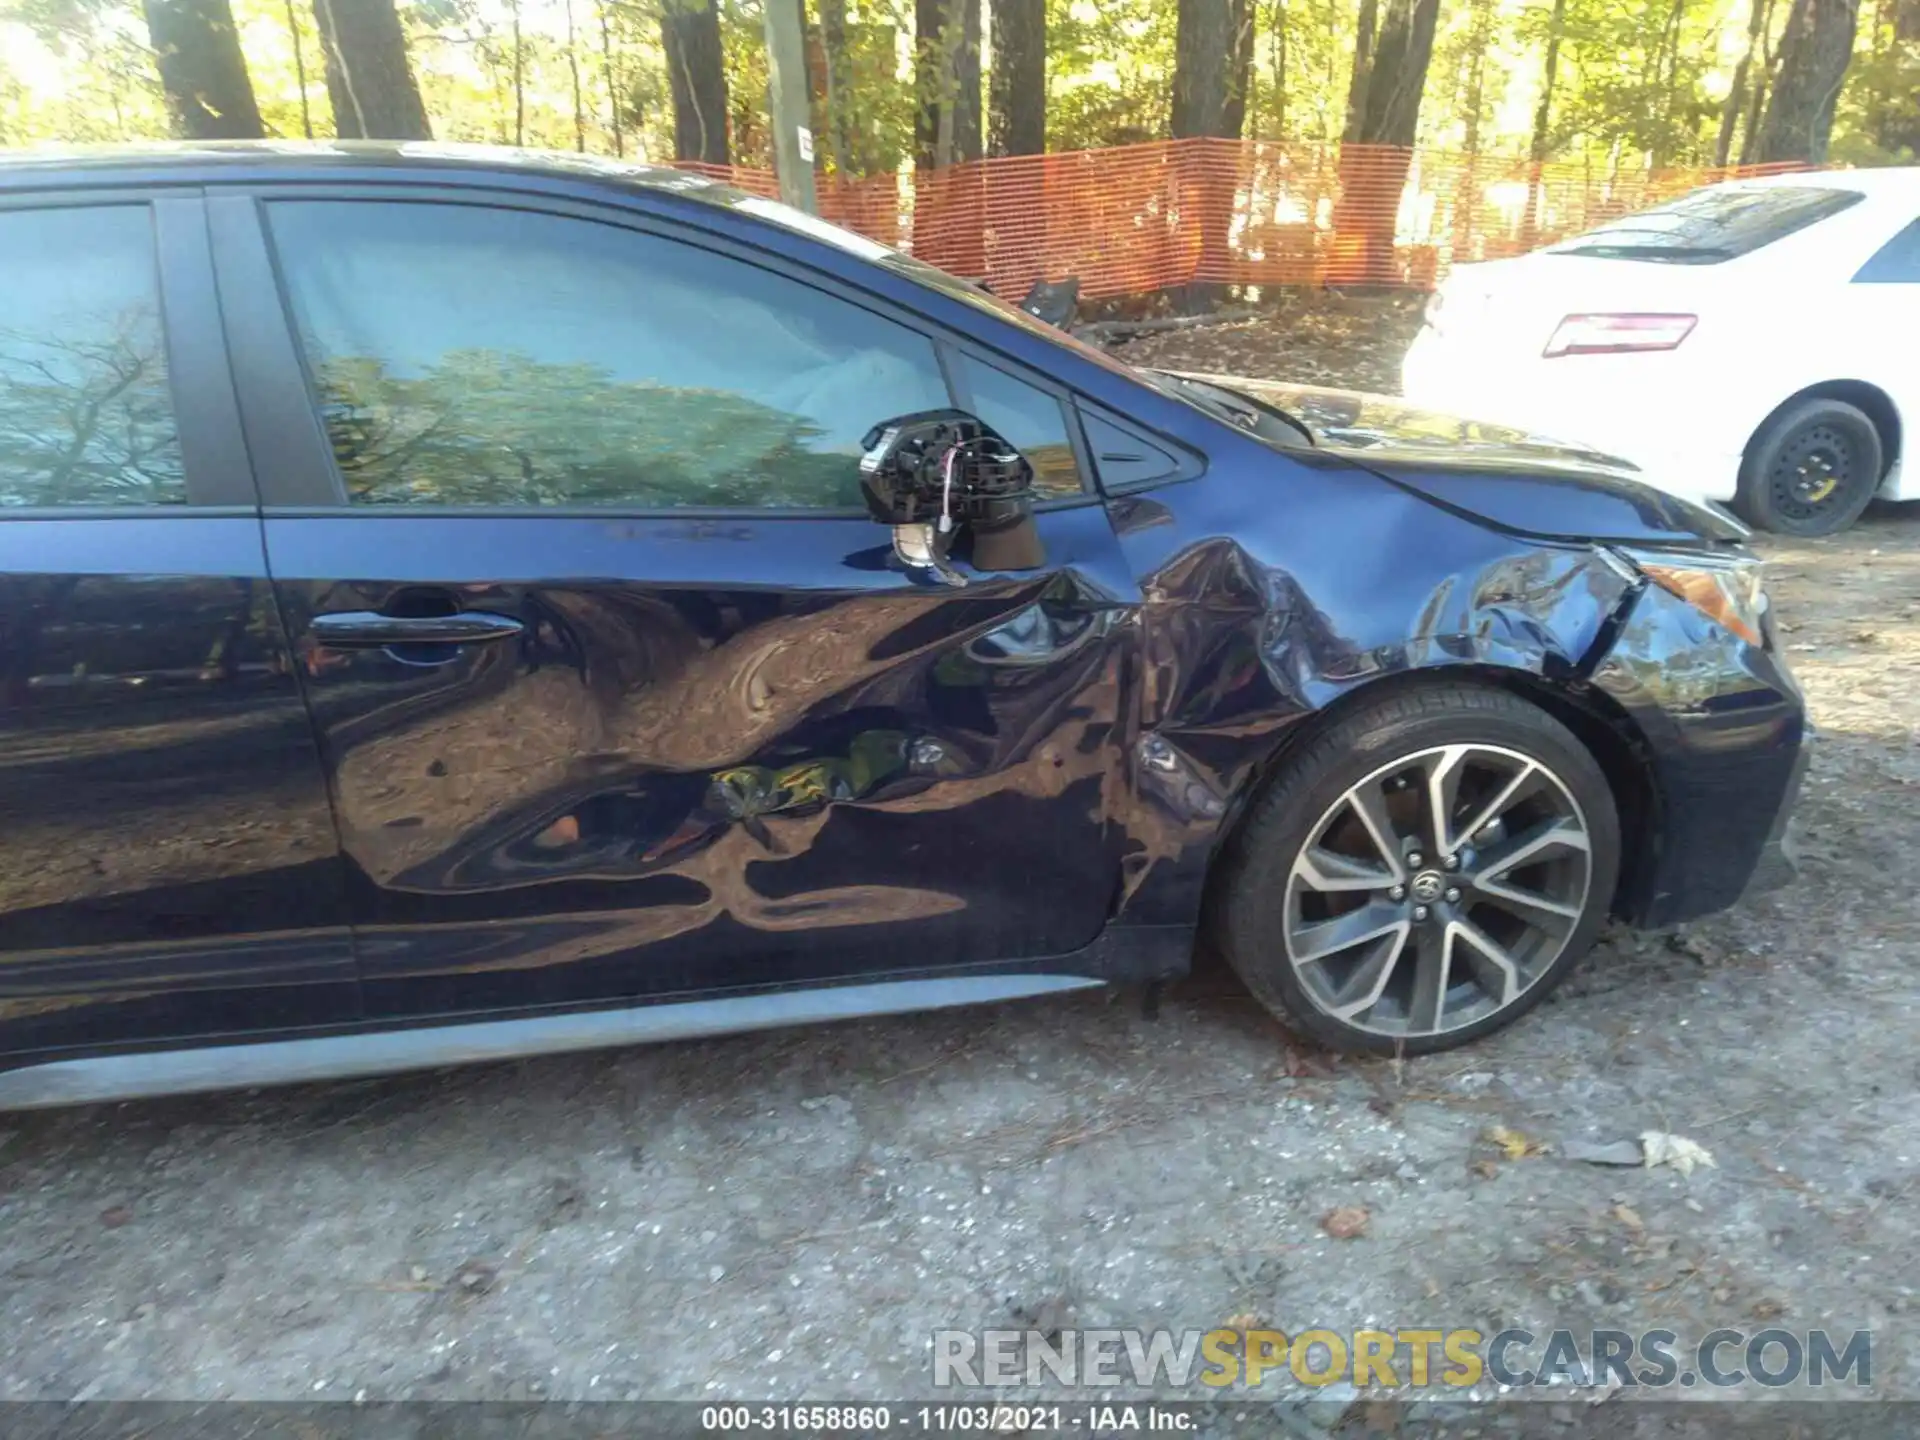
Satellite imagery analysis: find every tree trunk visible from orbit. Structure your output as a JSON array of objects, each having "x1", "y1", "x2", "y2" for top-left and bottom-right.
[
  {"x1": 312, "y1": 0, "x2": 430, "y2": 139},
  {"x1": 1649, "y1": 0, "x2": 1686, "y2": 168},
  {"x1": 509, "y1": 0, "x2": 524, "y2": 145},
  {"x1": 915, "y1": 0, "x2": 981, "y2": 166},
  {"x1": 284, "y1": 0, "x2": 314, "y2": 138},
  {"x1": 1454, "y1": 0, "x2": 1492, "y2": 253},
  {"x1": 1221, "y1": 0, "x2": 1257, "y2": 139},
  {"x1": 1754, "y1": 0, "x2": 1858, "y2": 161},
  {"x1": 954, "y1": 0, "x2": 981, "y2": 160},
  {"x1": 1172, "y1": 0, "x2": 1237, "y2": 138},
  {"x1": 1172, "y1": 0, "x2": 1246, "y2": 309},
  {"x1": 564, "y1": 0, "x2": 585, "y2": 150},
  {"x1": 988, "y1": 0, "x2": 1044, "y2": 156},
  {"x1": 915, "y1": 0, "x2": 940, "y2": 166},
  {"x1": 1459, "y1": 0, "x2": 1492, "y2": 150},
  {"x1": 143, "y1": 0, "x2": 264, "y2": 139},
  {"x1": 661, "y1": 0, "x2": 729, "y2": 165},
  {"x1": 1334, "y1": 0, "x2": 1438, "y2": 283},
  {"x1": 819, "y1": 0, "x2": 853, "y2": 174},
  {"x1": 1520, "y1": 0, "x2": 1565, "y2": 244},
  {"x1": 1270, "y1": 0, "x2": 1288, "y2": 137},
  {"x1": 1353, "y1": 0, "x2": 1440, "y2": 144},
  {"x1": 599, "y1": 1, "x2": 624, "y2": 156},
  {"x1": 1341, "y1": 0, "x2": 1378, "y2": 142},
  {"x1": 1738, "y1": 0, "x2": 1779, "y2": 162},
  {"x1": 1716, "y1": 0, "x2": 1770, "y2": 164}
]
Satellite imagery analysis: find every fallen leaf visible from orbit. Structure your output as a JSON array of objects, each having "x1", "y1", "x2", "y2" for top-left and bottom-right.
[
  {"x1": 1321, "y1": 1205, "x2": 1370, "y2": 1240},
  {"x1": 1486, "y1": 1124, "x2": 1547, "y2": 1160},
  {"x1": 1221, "y1": 1312, "x2": 1265, "y2": 1333},
  {"x1": 1611, "y1": 1203, "x2": 1644, "y2": 1231},
  {"x1": 1470, "y1": 1158, "x2": 1501, "y2": 1179},
  {"x1": 99, "y1": 1205, "x2": 132, "y2": 1228},
  {"x1": 1751, "y1": 1298, "x2": 1785, "y2": 1321},
  {"x1": 1641, "y1": 1131, "x2": 1716, "y2": 1177}
]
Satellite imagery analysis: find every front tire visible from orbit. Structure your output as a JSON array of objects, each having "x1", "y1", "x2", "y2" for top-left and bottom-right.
[
  {"x1": 1209, "y1": 684, "x2": 1621, "y2": 1055},
  {"x1": 1734, "y1": 398, "x2": 1883, "y2": 537}
]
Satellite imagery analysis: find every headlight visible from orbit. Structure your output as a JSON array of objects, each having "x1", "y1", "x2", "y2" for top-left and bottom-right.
[{"x1": 1623, "y1": 550, "x2": 1767, "y2": 646}]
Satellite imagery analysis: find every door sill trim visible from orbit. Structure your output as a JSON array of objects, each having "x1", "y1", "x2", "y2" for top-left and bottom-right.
[{"x1": 0, "y1": 974, "x2": 1102, "y2": 1111}]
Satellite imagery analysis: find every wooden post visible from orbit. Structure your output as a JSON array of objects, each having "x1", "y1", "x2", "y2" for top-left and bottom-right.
[{"x1": 762, "y1": 0, "x2": 819, "y2": 212}]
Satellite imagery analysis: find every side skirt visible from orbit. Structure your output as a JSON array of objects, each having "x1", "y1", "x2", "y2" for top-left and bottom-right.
[{"x1": 0, "y1": 974, "x2": 1102, "y2": 1111}]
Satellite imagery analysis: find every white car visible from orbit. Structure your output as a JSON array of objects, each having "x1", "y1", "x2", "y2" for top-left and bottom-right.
[{"x1": 1402, "y1": 168, "x2": 1920, "y2": 535}]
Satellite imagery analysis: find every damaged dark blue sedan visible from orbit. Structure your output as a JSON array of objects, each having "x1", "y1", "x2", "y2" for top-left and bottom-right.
[{"x1": 0, "y1": 145, "x2": 1805, "y2": 1107}]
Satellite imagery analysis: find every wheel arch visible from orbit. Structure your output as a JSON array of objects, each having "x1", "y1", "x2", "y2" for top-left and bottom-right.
[
  {"x1": 1204, "y1": 664, "x2": 1662, "y2": 922},
  {"x1": 1746, "y1": 379, "x2": 1902, "y2": 481}
]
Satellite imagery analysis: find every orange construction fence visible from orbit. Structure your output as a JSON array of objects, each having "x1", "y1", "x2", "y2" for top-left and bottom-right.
[{"x1": 679, "y1": 137, "x2": 1807, "y2": 300}]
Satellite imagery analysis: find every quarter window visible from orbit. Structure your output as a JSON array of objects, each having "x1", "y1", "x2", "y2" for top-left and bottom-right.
[
  {"x1": 266, "y1": 201, "x2": 952, "y2": 510},
  {"x1": 0, "y1": 206, "x2": 183, "y2": 508}
]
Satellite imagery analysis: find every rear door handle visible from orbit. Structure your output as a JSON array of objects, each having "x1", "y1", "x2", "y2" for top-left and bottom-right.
[{"x1": 310, "y1": 610, "x2": 526, "y2": 648}]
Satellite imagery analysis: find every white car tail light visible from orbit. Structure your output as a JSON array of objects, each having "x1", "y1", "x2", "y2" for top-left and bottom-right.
[{"x1": 1543, "y1": 313, "x2": 1697, "y2": 358}]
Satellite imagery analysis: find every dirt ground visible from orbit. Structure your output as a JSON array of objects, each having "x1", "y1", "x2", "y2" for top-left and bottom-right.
[{"x1": 2, "y1": 299, "x2": 1917, "y2": 1421}]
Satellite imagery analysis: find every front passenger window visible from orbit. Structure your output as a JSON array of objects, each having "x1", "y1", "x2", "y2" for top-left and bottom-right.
[{"x1": 267, "y1": 201, "x2": 952, "y2": 510}]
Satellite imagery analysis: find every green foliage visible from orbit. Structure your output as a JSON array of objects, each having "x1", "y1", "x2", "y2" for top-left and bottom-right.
[
  {"x1": 814, "y1": 1, "x2": 914, "y2": 174},
  {"x1": 1043, "y1": 0, "x2": 1173, "y2": 148},
  {"x1": 1833, "y1": 16, "x2": 1920, "y2": 161}
]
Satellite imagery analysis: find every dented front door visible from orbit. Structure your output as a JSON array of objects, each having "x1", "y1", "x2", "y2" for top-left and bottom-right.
[{"x1": 265, "y1": 508, "x2": 1137, "y2": 1017}]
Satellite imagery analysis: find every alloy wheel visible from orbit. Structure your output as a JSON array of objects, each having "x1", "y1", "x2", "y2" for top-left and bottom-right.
[{"x1": 1283, "y1": 744, "x2": 1593, "y2": 1040}]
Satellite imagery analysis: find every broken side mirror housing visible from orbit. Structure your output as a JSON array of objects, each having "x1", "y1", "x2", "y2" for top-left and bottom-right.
[{"x1": 857, "y1": 410, "x2": 1044, "y2": 573}]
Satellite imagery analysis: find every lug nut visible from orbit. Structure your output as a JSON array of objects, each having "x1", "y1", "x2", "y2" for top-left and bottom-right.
[
  {"x1": 1407, "y1": 851, "x2": 1424, "y2": 868},
  {"x1": 1445, "y1": 887, "x2": 1461, "y2": 903},
  {"x1": 1412, "y1": 904, "x2": 1430, "y2": 921},
  {"x1": 1389, "y1": 884, "x2": 1406, "y2": 901},
  {"x1": 1443, "y1": 853, "x2": 1460, "y2": 870}
]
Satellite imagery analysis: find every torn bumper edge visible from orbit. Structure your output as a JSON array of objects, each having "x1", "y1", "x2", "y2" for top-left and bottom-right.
[{"x1": 1742, "y1": 727, "x2": 1812, "y2": 899}]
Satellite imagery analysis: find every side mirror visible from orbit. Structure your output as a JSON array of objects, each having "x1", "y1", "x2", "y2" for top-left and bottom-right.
[{"x1": 857, "y1": 410, "x2": 1044, "y2": 573}]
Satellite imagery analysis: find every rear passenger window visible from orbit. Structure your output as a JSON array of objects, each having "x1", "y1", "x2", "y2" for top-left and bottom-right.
[
  {"x1": 1854, "y1": 218, "x2": 1920, "y2": 283},
  {"x1": 0, "y1": 206, "x2": 183, "y2": 507},
  {"x1": 266, "y1": 201, "x2": 952, "y2": 510}
]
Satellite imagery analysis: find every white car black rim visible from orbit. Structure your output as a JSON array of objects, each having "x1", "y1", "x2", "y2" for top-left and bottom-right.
[
  {"x1": 1283, "y1": 743, "x2": 1593, "y2": 1039},
  {"x1": 1767, "y1": 422, "x2": 1856, "y2": 523}
]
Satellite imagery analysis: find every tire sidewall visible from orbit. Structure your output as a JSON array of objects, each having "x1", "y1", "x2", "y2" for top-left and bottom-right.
[
  {"x1": 1738, "y1": 400, "x2": 1883, "y2": 537},
  {"x1": 1221, "y1": 695, "x2": 1622, "y2": 1056}
]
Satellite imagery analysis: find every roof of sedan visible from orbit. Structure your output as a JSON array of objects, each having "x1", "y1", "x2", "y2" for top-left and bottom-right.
[
  {"x1": 0, "y1": 140, "x2": 735, "y2": 196},
  {"x1": 1725, "y1": 165, "x2": 1920, "y2": 194}
]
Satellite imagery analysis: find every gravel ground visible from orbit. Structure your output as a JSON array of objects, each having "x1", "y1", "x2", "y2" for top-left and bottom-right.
[{"x1": 2, "y1": 302, "x2": 1917, "y2": 1419}]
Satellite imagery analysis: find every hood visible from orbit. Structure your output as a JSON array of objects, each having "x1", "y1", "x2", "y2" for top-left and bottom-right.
[{"x1": 1175, "y1": 373, "x2": 1748, "y2": 547}]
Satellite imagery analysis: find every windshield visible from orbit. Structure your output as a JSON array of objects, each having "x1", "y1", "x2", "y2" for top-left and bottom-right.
[{"x1": 1546, "y1": 186, "x2": 1863, "y2": 264}]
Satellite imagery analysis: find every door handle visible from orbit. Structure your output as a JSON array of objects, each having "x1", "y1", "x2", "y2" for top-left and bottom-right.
[{"x1": 310, "y1": 610, "x2": 525, "y2": 648}]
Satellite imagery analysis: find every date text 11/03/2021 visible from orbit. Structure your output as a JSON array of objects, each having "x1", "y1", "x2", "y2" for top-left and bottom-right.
[{"x1": 701, "y1": 1405, "x2": 1185, "y2": 1431}]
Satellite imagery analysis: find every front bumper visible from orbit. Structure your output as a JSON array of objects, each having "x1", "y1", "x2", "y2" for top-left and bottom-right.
[
  {"x1": 1742, "y1": 738, "x2": 1810, "y2": 899},
  {"x1": 1592, "y1": 579, "x2": 1810, "y2": 928}
]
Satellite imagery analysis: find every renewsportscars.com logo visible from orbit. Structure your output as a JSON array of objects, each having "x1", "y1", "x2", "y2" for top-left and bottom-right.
[{"x1": 931, "y1": 1327, "x2": 1873, "y2": 1391}]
